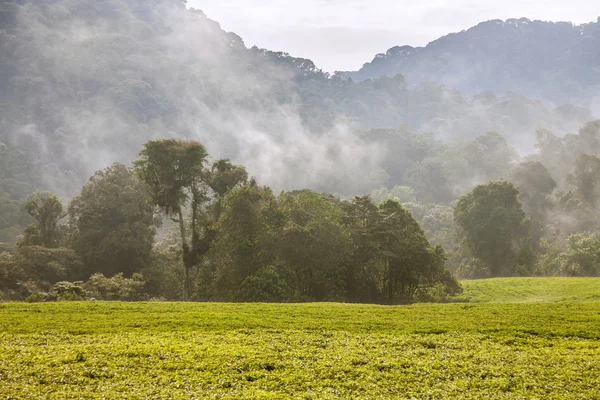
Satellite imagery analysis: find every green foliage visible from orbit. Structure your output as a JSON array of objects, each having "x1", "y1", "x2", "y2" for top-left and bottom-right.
[
  {"x1": 555, "y1": 232, "x2": 600, "y2": 276},
  {"x1": 536, "y1": 233, "x2": 600, "y2": 277},
  {"x1": 377, "y1": 200, "x2": 453, "y2": 303},
  {"x1": 24, "y1": 291, "x2": 45, "y2": 303},
  {"x1": 416, "y1": 204, "x2": 457, "y2": 250},
  {"x1": 211, "y1": 184, "x2": 285, "y2": 301},
  {"x1": 12, "y1": 246, "x2": 83, "y2": 287},
  {"x1": 19, "y1": 193, "x2": 66, "y2": 248},
  {"x1": 462, "y1": 132, "x2": 518, "y2": 182},
  {"x1": 48, "y1": 281, "x2": 86, "y2": 302},
  {"x1": 0, "y1": 188, "x2": 29, "y2": 244},
  {"x1": 507, "y1": 161, "x2": 556, "y2": 239},
  {"x1": 454, "y1": 181, "x2": 530, "y2": 276},
  {"x1": 457, "y1": 277, "x2": 600, "y2": 303},
  {"x1": 566, "y1": 154, "x2": 600, "y2": 207},
  {"x1": 278, "y1": 190, "x2": 349, "y2": 301},
  {"x1": 370, "y1": 185, "x2": 416, "y2": 204},
  {"x1": 2, "y1": 0, "x2": 600, "y2": 294},
  {"x1": 237, "y1": 265, "x2": 292, "y2": 302},
  {"x1": 134, "y1": 140, "x2": 208, "y2": 216},
  {"x1": 207, "y1": 189, "x2": 460, "y2": 304},
  {"x1": 68, "y1": 163, "x2": 158, "y2": 278},
  {"x1": 455, "y1": 257, "x2": 492, "y2": 280},
  {"x1": 141, "y1": 250, "x2": 183, "y2": 301},
  {"x1": 535, "y1": 128, "x2": 579, "y2": 188},
  {"x1": 25, "y1": 281, "x2": 87, "y2": 302},
  {"x1": 84, "y1": 273, "x2": 147, "y2": 301},
  {"x1": 209, "y1": 159, "x2": 249, "y2": 199},
  {"x1": 339, "y1": 197, "x2": 460, "y2": 303},
  {"x1": 135, "y1": 139, "x2": 247, "y2": 301}
]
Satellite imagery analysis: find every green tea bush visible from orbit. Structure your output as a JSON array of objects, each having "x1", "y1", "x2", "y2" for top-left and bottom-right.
[{"x1": 1, "y1": 298, "x2": 600, "y2": 399}]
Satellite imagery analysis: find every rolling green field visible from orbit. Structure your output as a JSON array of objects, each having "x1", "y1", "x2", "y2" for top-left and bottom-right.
[
  {"x1": 1, "y1": 278, "x2": 600, "y2": 399},
  {"x1": 458, "y1": 277, "x2": 600, "y2": 303}
]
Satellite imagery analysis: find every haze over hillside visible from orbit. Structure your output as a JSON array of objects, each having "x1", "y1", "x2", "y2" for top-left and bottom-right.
[
  {"x1": 343, "y1": 18, "x2": 600, "y2": 105},
  {"x1": 3, "y1": 0, "x2": 600, "y2": 315},
  {"x1": 3, "y1": 4, "x2": 600, "y2": 396},
  {"x1": 1, "y1": 0, "x2": 595, "y2": 206}
]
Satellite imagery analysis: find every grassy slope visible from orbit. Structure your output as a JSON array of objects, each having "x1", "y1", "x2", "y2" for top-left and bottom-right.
[
  {"x1": 458, "y1": 277, "x2": 600, "y2": 303},
  {"x1": 1, "y1": 300, "x2": 600, "y2": 399}
]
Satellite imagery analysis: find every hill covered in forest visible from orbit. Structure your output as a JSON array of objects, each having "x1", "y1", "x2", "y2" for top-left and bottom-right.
[
  {"x1": 2, "y1": 0, "x2": 600, "y2": 304},
  {"x1": 343, "y1": 18, "x2": 600, "y2": 105},
  {"x1": 0, "y1": 0, "x2": 593, "y2": 203}
]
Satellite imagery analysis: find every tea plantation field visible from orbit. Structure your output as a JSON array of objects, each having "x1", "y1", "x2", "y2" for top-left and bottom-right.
[
  {"x1": 458, "y1": 277, "x2": 600, "y2": 303},
  {"x1": 1, "y1": 278, "x2": 600, "y2": 399}
]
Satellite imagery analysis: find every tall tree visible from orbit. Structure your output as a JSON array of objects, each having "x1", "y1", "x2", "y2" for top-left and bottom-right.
[
  {"x1": 566, "y1": 154, "x2": 600, "y2": 207},
  {"x1": 463, "y1": 132, "x2": 518, "y2": 183},
  {"x1": 341, "y1": 196, "x2": 383, "y2": 302},
  {"x1": 278, "y1": 190, "x2": 350, "y2": 301},
  {"x1": 454, "y1": 181, "x2": 530, "y2": 276},
  {"x1": 68, "y1": 163, "x2": 159, "y2": 278},
  {"x1": 507, "y1": 161, "x2": 556, "y2": 240},
  {"x1": 134, "y1": 139, "x2": 246, "y2": 300},
  {"x1": 535, "y1": 129, "x2": 578, "y2": 188},
  {"x1": 19, "y1": 193, "x2": 65, "y2": 248},
  {"x1": 0, "y1": 188, "x2": 28, "y2": 244},
  {"x1": 211, "y1": 183, "x2": 285, "y2": 301},
  {"x1": 378, "y1": 200, "x2": 449, "y2": 303}
]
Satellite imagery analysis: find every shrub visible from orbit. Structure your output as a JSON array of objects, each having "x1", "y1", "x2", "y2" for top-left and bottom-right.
[
  {"x1": 25, "y1": 291, "x2": 46, "y2": 303},
  {"x1": 46, "y1": 281, "x2": 87, "y2": 301},
  {"x1": 56, "y1": 292, "x2": 83, "y2": 302},
  {"x1": 237, "y1": 266, "x2": 291, "y2": 302},
  {"x1": 456, "y1": 258, "x2": 491, "y2": 280},
  {"x1": 84, "y1": 273, "x2": 147, "y2": 301}
]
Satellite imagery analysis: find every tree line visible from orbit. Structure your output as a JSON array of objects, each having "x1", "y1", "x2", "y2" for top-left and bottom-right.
[
  {"x1": 5, "y1": 120, "x2": 600, "y2": 302},
  {"x1": 0, "y1": 139, "x2": 461, "y2": 303}
]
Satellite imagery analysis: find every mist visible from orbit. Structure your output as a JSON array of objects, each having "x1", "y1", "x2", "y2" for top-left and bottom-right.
[
  {"x1": 0, "y1": 0, "x2": 596, "y2": 205},
  {"x1": 0, "y1": 0, "x2": 392, "y2": 198}
]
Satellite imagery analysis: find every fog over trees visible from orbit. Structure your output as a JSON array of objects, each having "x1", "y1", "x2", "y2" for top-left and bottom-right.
[{"x1": 2, "y1": 0, "x2": 600, "y2": 302}]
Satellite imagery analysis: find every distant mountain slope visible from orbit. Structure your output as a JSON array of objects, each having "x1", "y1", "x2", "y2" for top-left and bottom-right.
[
  {"x1": 0, "y1": 1, "x2": 594, "y2": 201},
  {"x1": 343, "y1": 18, "x2": 600, "y2": 104}
]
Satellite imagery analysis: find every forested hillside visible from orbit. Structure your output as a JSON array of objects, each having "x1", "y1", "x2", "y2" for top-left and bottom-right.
[
  {"x1": 0, "y1": 1, "x2": 591, "y2": 201},
  {"x1": 2, "y1": 0, "x2": 600, "y2": 303},
  {"x1": 343, "y1": 18, "x2": 600, "y2": 104}
]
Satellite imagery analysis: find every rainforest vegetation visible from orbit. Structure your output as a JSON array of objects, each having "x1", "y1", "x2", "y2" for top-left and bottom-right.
[{"x1": 2, "y1": 0, "x2": 600, "y2": 303}]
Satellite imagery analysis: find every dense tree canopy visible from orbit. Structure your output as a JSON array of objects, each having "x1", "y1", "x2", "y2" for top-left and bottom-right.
[
  {"x1": 68, "y1": 163, "x2": 158, "y2": 278},
  {"x1": 0, "y1": 0, "x2": 591, "y2": 214},
  {"x1": 507, "y1": 161, "x2": 556, "y2": 240},
  {"x1": 454, "y1": 182, "x2": 530, "y2": 277},
  {"x1": 134, "y1": 139, "x2": 247, "y2": 300},
  {"x1": 343, "y1": 18, "x2": 600, "y2": 105},
  {"x1": 19, "y1": 193, "x2": 65, "y2": 249},
  {"x1": 2, "y1": 0, "x2": 600, "y2": 301}
]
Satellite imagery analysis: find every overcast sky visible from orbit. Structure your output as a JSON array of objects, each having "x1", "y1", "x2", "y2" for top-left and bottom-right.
[{"x1": 188, "y1": 0, "x2": 599, "y2": 72}]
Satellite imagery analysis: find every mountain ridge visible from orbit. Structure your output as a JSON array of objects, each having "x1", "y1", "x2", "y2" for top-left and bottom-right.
[
  {"x1": 0, "y1": 0, "x2": 594, "y2": 204},
  {"x1": 342, "y1": 17, "x2": 600, "y2": 104}
]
